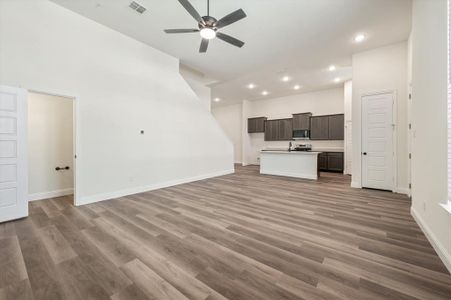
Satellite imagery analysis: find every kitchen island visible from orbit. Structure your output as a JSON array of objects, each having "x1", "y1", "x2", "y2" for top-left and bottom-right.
[{"x1": 260, "y1": 150, "x2": 321, "y2": 180}]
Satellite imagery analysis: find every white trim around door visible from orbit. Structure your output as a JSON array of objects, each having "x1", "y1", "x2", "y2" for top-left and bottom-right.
[{"x1": 28, "y1": 89, "x2": 80, "y2": 206}]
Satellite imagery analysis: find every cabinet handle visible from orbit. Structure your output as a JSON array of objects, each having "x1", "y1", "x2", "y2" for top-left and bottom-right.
[{"x1": 362, "y1": 152, "x2": 367, "y2": 156}]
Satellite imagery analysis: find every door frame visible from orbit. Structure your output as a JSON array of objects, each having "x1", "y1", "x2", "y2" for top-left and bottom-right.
[
  {"x1": 28, "y1": 89, "x2": 80, "y2": 206},
  {"x1": 407, "y1": 83, "x2": 412, "y2": 198},
  {"x1": 361, "y1": 90, "x2": 397, "y2": 192}
]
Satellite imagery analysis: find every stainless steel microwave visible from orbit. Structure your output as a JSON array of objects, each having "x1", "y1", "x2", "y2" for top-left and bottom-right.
[{"x1": 293, "y1": 129, "x2": 310, "y2": 139}]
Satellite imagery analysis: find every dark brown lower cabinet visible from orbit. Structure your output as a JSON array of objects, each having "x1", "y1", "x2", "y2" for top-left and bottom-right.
[
  {"x1": 318, "y1": 152, "x2": 344, "y2": 172},
  {"x1": 318, "y1": 153, "x2": 328, "y2": 170}
]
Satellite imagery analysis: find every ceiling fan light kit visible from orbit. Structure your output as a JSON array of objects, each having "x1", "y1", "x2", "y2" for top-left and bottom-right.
[
  {"x1": 164, "y1": 0, "x2": 247, "y2": 53},
  {"x1": 200, "y1": 27, "x2": 216, "y2": 40}
]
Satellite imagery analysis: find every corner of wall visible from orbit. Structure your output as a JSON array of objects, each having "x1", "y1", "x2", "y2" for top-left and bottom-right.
[
  {"x1": 77, "y1": 168, "x2": 234, "y2": 206},
  {"x1": 411, "y1": 206, "x2": 451, "y2": 274}
]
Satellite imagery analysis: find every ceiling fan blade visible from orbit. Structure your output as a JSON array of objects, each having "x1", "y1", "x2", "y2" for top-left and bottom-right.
[
  {"x1": 215, "y1": 9, "x2": 247, "y2": 29},
  {"x1": 177, "y1": 0, "x2": 205, "y2": 24},
  {"x1": 216, "y1": 32, "x2": 245, "y2": 48},
  {"x1": 199, "y1": 39, "x2": 209, "y2": 53},
  {"x1": 164, "y1": 29, "x2": 199, "y2": 34}
]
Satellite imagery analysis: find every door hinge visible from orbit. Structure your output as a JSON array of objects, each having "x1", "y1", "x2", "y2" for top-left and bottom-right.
[
  {"x1": 409, "y1": 93, "x2": 412, "y2": 100},
  {"x1": 409, "y1": 183, "x2": 412, "y2": 189},
  {"x1": 409, "y1": 153, "x2": 412, "y2": 159},
  {"x1": 409, "y1": 123, "x2": 412, "y2": 130}
]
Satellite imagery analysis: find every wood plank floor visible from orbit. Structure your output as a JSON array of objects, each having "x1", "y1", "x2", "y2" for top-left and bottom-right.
[{"x1": 1, "y1": 165, "x2": 451, "y2": 300}]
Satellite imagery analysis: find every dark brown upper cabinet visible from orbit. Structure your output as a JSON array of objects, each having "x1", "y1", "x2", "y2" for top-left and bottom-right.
[
  {"x1": 292, "y1": 113, "x2": 312, "y2": 130},
  {"x1": 264, "y1": 118, "x2": 293, "y2": 141},
  {"x1": 248, "y1": 117, "x2": 267, "y2": 133},
  {"x1": 328, "y1": 114, "x2": 344, "y2": 140},
  {"x1": 310, "y1": 116, "x2": 329, "y2": 140},
  {"x1": 264, "y1": 119, "x2": 279, "y2": 141},
  {"x1": 278, "y1": 119, "x2": 293, "y2": 140},
  {"x1": 310, "y1": 114, "x2": 344, "y2": 140}
]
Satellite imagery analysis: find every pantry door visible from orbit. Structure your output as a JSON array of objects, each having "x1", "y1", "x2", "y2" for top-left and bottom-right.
[{"x1": 0, "y1": 85, "x2": 28, "y2": 223}]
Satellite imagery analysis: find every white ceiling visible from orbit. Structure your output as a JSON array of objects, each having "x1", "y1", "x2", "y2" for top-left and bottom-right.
[{"x1": 51, "y1": 0, "x2": 412, "y2": 106}]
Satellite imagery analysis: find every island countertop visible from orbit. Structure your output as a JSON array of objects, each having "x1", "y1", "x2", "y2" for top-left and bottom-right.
[{"x1": 260, "y1": 150, "x2": 321, "y2": 155}]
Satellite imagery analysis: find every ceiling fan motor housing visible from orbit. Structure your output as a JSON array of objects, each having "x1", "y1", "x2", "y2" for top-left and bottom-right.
[{"x1": 199, "y1": 16, "x2": 218, "y2": 30}]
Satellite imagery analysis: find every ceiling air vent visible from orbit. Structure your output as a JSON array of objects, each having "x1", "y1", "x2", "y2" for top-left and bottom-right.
[{"x1": 129, "y1": 1, "x2": 146, "y2": 14}]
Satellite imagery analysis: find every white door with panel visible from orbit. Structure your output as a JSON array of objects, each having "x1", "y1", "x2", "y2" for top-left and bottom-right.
[
  {"x1": 0, "y1": 86, "x2": 28, "y2": 222},
  {"x1": 362, "y1": 92, "x2": 394, "y2": 191}
]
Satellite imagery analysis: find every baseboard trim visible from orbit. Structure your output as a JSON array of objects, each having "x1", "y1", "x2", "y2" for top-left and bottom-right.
[
  {"x1": 411, "y1": 207, "x2": 451, "y2": 274},
  {"x1": 351, "y1": 181, "x2": 361, "y2": 188},
  {"x1": 77, "y1": 169, "x2": 235, "y2": 206},
  {"x1": 29, "y1": 188, "x2": 74, "y2": 201},
  {"x1": 394, "y1": 187, "x2": 410, "y2": 195}
]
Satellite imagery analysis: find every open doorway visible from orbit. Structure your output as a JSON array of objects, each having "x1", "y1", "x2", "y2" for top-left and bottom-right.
[{"x1": 28, "y1": 91, "x2": 76, "y2": 205}]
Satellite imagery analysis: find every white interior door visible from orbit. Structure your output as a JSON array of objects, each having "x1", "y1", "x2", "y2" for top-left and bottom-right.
[
  {"x1": 362, "y1": 92, "x2": 394, "y2": 191},
  {"x1": 0, "y1": 86, "x2": 28, "y2": 223}
]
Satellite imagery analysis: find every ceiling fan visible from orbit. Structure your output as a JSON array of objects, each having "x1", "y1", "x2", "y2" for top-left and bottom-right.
[{"x1": 164, "y1": 0, "x2": 247, "y2": 53}]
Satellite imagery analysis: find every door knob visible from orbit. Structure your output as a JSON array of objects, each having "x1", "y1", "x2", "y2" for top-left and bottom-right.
[{"x1": 362, "y1": 152, "x2": 367, "y2": 156}]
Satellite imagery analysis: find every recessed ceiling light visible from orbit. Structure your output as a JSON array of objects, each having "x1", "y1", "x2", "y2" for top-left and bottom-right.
[
  {"x1": 261, "y1": 91, "x2": 269, "y2": 96},
  {"x1": 334, "y1": 78, "x2": 341, "y2": 83},
  {"x1": 293, "y1": 85, "x2": 302, "y2": 90},
  {"x1": 214, "y1": 97, "x2": 221, "y2": 102},
  {"x1": 354, "y1": 34, "x2": 366, "y2": 43},
  {"x1": 281, "y1": 76, "x2": 291, "y2": 82},
  {"x1": 247, "y1": 83, "x2": 256, "y2": 89},
  {"x1": 328, "y1": 65, "x2": 336, "y2": 72}
]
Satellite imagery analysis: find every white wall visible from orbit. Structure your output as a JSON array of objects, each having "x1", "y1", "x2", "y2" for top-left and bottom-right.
[
  {"x1": 243, "y1": 88, "x2": 345, "y2": 165},
  {"x1": 211, "y1": 104, "x2": 242, "y2": 163},
  {"x1": 241, "y1": 100, "x2": 253, "y2": 165},
  {"x1": 179, "y1": 64, "x2": 212, "y2": 111},
  {"x1": 410, "y1": 0, "x2": 451, "y2": 272},
  {"x1": 28, "y1": 92, "x2": 74, "y2": 200},
  {"x1": 352, "y1": 42, "x2": 409, "y2": 193},
  {"x1": 0, "y1": 0, "x2": 233, "y2": 205},
  {"x1": 344, "y1": 81, "x2": 353, "y2": 121},
  {"x1": 344, "y1": 81, "x2": 353, "y2": 175}
]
